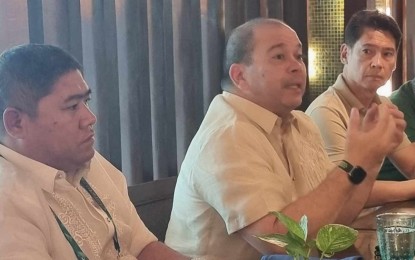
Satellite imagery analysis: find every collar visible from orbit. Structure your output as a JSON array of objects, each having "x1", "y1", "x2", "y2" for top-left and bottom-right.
[
  {"x1": 222, "y1": 91, "x2": 297, "y2": 134},
  {"x1": 332, "y1": 74, "x2": 381, "y2": 115},
  {"x1": 0, "y1": 144, "x2": 89, "y2": 192}
]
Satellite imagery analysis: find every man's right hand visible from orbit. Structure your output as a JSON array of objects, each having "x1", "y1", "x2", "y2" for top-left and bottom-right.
[{"x1": 345, "y1": 103, "x2": 405, "y2": 178}]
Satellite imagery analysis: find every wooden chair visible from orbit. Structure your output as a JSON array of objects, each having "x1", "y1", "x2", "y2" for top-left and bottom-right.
[{"x1": 128, "y1": 176, "x2": 177, "y2": 241}]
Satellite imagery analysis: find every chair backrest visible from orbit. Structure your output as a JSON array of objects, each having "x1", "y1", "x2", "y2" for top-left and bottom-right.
[{"x1": 128, "y1": 176, "x2": 177, "y2": 241}]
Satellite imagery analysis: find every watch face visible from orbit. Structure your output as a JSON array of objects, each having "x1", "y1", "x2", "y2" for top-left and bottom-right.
[{"x1": 349, "y1": 166, "x2": 367, "y2": 184}]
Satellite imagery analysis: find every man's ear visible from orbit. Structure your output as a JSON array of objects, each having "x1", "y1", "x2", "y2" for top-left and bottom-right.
[
  {"x1": 3, "y1": 107, "x2": 27, "y2": 139},
  {"x1": 340, "y1": 43, "x2": 349, "y2": 65},
  {"x1": 229, "y1": 63, "x2": 249, "y2": 91}
]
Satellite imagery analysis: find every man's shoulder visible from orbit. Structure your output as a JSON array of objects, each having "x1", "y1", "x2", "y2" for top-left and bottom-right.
[
  {"x1": 390, "y1": 81, "x2": 414, "y2": 103},
  {"x1": 199, "y1": 96, "x2": 268, "y2": 141},
  {"x1": 87, "y1": 152, "x2": 133, "y2": 198},
  {"x1": 306, "y1": 86, "x2": 342, "y2": 114},
  {"x1": 0, "y1": 158, "x2": 45, "y2": 213},
  {"x1": 0, "y1": 158, "x2": 27, "y2": 191}
]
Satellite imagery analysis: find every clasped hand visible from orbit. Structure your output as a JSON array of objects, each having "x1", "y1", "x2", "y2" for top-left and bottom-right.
[{"x1": 345, "y1": 103, "x2": 405, "y2": 175}]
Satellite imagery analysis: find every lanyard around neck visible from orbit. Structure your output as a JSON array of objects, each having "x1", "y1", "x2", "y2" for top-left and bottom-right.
[
  {"x1": 52, "y1": 177, "x2": 121, "y2": 259},
  {"x1": 80, "y1": 177, "x2": 121, "y2": 255},
  {"x1": 51, "y1": 208, "x2": 89, "y2": 260}
]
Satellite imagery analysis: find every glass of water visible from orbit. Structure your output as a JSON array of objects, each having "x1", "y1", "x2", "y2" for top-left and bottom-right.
[{"x1": 376, "y1": 212, "x2": 415, "y2": 260}]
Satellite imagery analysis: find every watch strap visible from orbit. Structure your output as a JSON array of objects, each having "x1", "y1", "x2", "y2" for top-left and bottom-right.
[
  {"x1": 338, "y1": 160, "x2": 353, "y2": 172},
  {"x1": 337, "y1": 160, "x2": 367, "y2": 184}
]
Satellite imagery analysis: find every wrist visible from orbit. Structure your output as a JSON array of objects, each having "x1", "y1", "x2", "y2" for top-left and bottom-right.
[
  {"x1": 343, "y1": 155, "x2": 383, "y2": 179},
  {"x1": 337, "y1": 160, "x2": 367, "y2": 184}
]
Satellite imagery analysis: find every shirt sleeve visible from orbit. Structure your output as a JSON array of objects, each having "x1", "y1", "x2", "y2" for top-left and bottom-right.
[
  {"x1": 192, "y1": 122, "x2": 294, "y2": 234},
  {"x1": 307, "y1": 105, "x2": 348, "y2": 164},
  {"x1": 390, "y1": 85, "x2": 415, "y2": 142},
  {"x1": 0, "y1": 179, "x2": 54, "y2": 259}
]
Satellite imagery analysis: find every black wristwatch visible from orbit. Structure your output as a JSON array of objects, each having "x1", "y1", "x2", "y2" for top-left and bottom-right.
[{"x1": 338, "y1": 160, "x2": 367, "y2": 184}]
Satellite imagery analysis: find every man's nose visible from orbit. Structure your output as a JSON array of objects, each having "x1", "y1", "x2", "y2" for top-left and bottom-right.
[
  {"x1": 289, "y1": 57, "x2": 304, "y2": 72},
  {"x1": 81, "y1": 103, "x2": 97, "y2": 128},
  {"x1": 370, "y1": 52, "x2": 383, "y2": 68}
]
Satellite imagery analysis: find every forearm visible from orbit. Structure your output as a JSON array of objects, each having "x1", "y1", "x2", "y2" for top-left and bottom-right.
[
  {"x1": 137, "y1": 241, "x2": 190, "y2": 260},
  {"x1": 388, "y1": 143, "x2": 415, "y2": 179},
  {"x1": 333, "y1": 151, "x2": 384, "y2": 224},
  {"x1": 363, "y1": 180, "x2": 415, "y2": 207},
  {"x1": 335, "y1": 173, "x2": 377, "y2": 224},
  {"x1": 281, "y1": 166, "x2": 373, "y2": 236},
  {"x1": 239, "y1": 166, "x2": 374, "y2": 255}
]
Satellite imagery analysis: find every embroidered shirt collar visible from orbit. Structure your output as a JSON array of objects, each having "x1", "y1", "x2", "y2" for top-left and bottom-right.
[
  {"x1": 0, "y1": 144, "x2": 89, "y2": 192},
  {"x1": 332, "y1": 74, "x2": 381, "y2": 114},
  {"x1": 222, "y1": 91, "x2": 297, "y2": 134}
]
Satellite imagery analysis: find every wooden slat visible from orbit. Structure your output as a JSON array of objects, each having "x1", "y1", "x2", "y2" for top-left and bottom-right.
[
  {"x1": 266, "y1": 0, "x2": 284, "y2": 19},
  {"x1": 282, "y1": 0, "x2": 310, "y2": 111},
  {"x1": 391, "y1": 0, "x2": 403, "y2": 89},
  {"x1": 245, "y1": 0, "x2": 260, "y2": 20},
  {"x1": 27, "y1": 0, "x2": 44, "y2": 43},
  {"x1": 148, "y1": 0, "x2": 177, "y2": 179},
  {"x1": 344, "y1": 0, "x2": 366, "y2": 30},
  {"x1": 406, "y1": 0, "x2": 415, "y2": 80},
  {"x1": 224, "y1": 0, "x2": 245, "y2": 39},
  {"x1": 42, "y1": 0, "x2": 83, "y2": 64},
  {"x1": 116, "y1": 0, "x2": 153, "y2": 184},
  {"x1": 81, "y1": 0, "x2": 122, "y2": 170},
  {"x1": 172, "y1": 0, "x2": 204, "y2": 168},
  {"x1": 128, "y1": 176, "x2": 177, "y2": 241},
  {"x1": 201, "y1": 0, "x2": 224, "y2": 112}
]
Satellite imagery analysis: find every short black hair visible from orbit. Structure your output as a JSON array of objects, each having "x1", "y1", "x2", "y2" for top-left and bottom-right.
[
  {"x1": 0, "y1": 44, "x2": 82, "y2": 131},
  {"x1": 221, "y1": 18, "x2": 285, "y2": 90},
  {"x1": 345, "y1": 9, "x2": 402, "y2": 50}
]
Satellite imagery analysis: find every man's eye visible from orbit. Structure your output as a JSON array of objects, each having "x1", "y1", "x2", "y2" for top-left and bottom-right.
[
  {"x1": 362, "y1": 49, "x2": 370, "y2": 54},
  {"x1": 297, "y1": 54, "x2": 304, "y2": 61},
  {"x1": 68, "y1": 104, "x2": 78, "y2": 111},
  {"x1": 273, "y1": 54, "x2": 284, "y2": 60}
]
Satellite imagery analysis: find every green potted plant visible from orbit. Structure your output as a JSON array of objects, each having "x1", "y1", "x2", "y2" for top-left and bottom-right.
[{"x1": 256, "y1": 212, "x2": 358, "y2": 260}]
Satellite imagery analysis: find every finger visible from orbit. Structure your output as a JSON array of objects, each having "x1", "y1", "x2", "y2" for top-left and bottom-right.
[
  {"x1": 361, "y1": 104, "x2": 382, "y2": 132},
  {"x1": 395, "y1": 117, "x2": 407, "y2": 132},
  {"x1": 364, "y1": 103, "x2": 378, "y2": 123},
  {"x1": 381, "y1": 102, "x2": 397, "y2": 109},
  {"x1": 348, "y1": 107, "x2": 361, "y2": 134},
  {"x1": 389, "y1": 107, "x2": 404, "y2": 119}
]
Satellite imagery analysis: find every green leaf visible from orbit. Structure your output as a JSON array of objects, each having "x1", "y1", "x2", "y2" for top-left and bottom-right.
[
  {"x1": 316, "y1": 224, "x2": 358, "y2": 256},
  {"x1": 256, "y1": 233, "x2": 290, "y2": 248},
  {"x1": 285, "y1": 232, "x2": 310, "y2": 258},
  {"x1": 306, "y1": 239, "x2": 317, "y2": 249},
  {"x1": 286, "y1": 245, "x2": 308, "y2": 259},
  {"x1": 286, "y1": 231, "x2": 307, "y2": 248},
  {"x1": 299, "y1": 215, "x2": 308, "y2": 239},
  {"x1": 271, "y1": 211, "x2": 306, "y2": 241},
  {"x1": 256, "y1": 231, "x2": 310, "y2": 258},
  {"x1": 256, "y1": 213, "x2": 358, "y2": 259}
]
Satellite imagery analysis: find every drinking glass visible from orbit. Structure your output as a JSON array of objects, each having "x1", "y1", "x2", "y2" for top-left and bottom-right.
[{"x1": 376, "y1": 212, "x2": 415, "y2": 260}]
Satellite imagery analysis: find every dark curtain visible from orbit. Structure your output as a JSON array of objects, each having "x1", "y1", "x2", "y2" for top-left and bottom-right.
[{"x1": 0, "y1": 0, "x2": 309, "y2": 185}]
